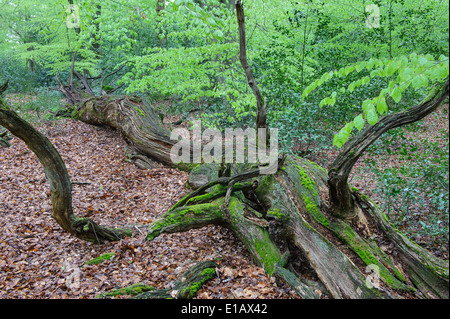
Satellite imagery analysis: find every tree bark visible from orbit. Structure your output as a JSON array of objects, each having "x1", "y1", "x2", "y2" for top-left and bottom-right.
[
  {"x1": 53, "y1": 63, "x2": 193, "y2": 170},
  {"x1": 72, "y1": 94, "x2": 179, "y2": 168},
  {"x1": 144, "y1": 153, "x2": 448, "y2": 298},
  {"x1": 235, "y1": 1, "x2": 267, "y2": 136},
  {"x1": 48, "y1": 61, "x2": 449, "y2": 298},
  {"x1": 97, "y1": 261, "x2": 218, "y2": 299}
]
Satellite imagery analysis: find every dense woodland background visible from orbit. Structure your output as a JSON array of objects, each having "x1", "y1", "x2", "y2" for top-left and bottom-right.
[{"x1": 0, "y1": 0, "x2": 449, "y2": 299}]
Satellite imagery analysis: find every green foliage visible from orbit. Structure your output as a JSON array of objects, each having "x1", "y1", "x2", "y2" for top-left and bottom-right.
[
  {"x1": 83, "y1": 252, "x2": 116, "y2": 265},
  {"x1": 27, "y1": 89, "x2": 64, "y2": 116},
  {"x1": 0, "y1": 0, "x2": 448, "y2": 155},
  {"x1": 3, "y1": 89, "x2": 64, "y2": 123},
  {"x1": 0, "y1": 54, "x2": 39, "y2": 92},
  {"x1": 302, "y1": 54, "x2": 449, "y2": 148}
]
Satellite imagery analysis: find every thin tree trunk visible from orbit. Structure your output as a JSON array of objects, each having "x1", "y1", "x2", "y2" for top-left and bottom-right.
[
  {"x1": 1, "y1": 90, "x2": 134, "y2": 243},
  {"x1": 235, "y1": 1, "x2": 267, "y2": 136},
  {"x1": 328, "y1": 79, "x2": 449, "y2": 220}
]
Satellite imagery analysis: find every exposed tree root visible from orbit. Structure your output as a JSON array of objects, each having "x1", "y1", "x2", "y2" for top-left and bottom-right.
[{"x1": 0, "y1": 97, "x2": 135, "y2": 244}]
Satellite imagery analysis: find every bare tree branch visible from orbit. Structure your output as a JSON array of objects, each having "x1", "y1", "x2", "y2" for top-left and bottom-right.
[{"x1": 235, "y1": 0, "x2": 267, "y2": 134}]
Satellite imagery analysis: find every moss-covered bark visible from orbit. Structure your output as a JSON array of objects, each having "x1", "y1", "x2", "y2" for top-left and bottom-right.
[
  {"x1": 358, "y1": 192, "x2": 449, "y2": 299},
  {"x1": 145, "y1": 157, "x2": 448, "y2": 299},
  {"x1": 328, "y1": 79, "x2": 449, "y2": 220},
  {"x1": 96, "y1": 261, "x2": 218, "y2": 299},
  {"x1": 132, "y1": 261, "x2": 218, "y2": 299},
  {"x1": 4, "y1": 72, "x2": 448, "y2": 299},
  {"x1": 96, "y1": 283, "x2": 156, "y2": 298},
  {"x1": 70, "y1": 95, "x2": 193, "y2": 170}
]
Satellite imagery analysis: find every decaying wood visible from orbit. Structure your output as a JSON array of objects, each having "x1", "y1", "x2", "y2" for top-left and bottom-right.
[
  {"x1": 358, "y1": 192, "x2": 449, "y2": 299},
  {"x1": 96, "y1": 261, "x2": 218, "y2": 299},
  {"x1": 2, "y1": 1, "x2": 448, "y2": 298},
  {"x1": 52, "y1": 56, "x2": 191, "y2": 170}
]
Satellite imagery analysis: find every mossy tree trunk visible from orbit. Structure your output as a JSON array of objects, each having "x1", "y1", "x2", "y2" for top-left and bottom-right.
[
  {"x1": 146, "y1": 156, "x2": 448, "y2": 299},
  {"x1": 3, "y1": 3, "x2": 449, "y2": 297},
  {"x1": 328, "y1": 79, "x2": 449, "y2": 220}
]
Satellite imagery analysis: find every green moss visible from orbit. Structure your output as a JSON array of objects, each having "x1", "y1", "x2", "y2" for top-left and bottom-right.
[
  {"x1": 179, "y1": 267, "x2": 216, "y2": 299},
  {"x1": 304, "y1": 194, "x2": 330, "y2": 228},
  {"x1": 295, "y1": 165, "x2": 316, "y2": 192},
  {"x1": 226, "y1": 197, "x2": 282, "y2": 276},
  {"x1": 84, "y1": 252, "x2": 116, "y2": 266},
  {"x1": 332, "y1": 221, "x2": 413, "y2": 291},
  {"x1": 252, "y1": 229, "x2": 282, "y2": 276},
  {"x1": 228, "y1": 196, "x2": 244, "y2": 219},
  {"x1": 134, "y1": 106, "x2": 146, "y2": 117},
  {"x1": 147, "y1": 200, "x2": 224, "y2": 241},
  {"x1": 178, "y1": 162, "x2": 201, "y2": 172},
  {"x1": 305, "y1": 159, "x2": 327, "y2": 174},
  {"x1": 267, "y1": 207, "x2": 287, "y2": 221},
  {"x1": 256, "y1": 174, "x2": 275, "y2": 192},
  {"x1": 96, "y1": 283, "x2": 155, "y2": 298},
  {"x1": 288, "y1": 164, "x2": 330, "y2": 228}
]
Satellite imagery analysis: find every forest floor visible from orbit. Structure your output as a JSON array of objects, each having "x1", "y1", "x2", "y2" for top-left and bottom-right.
[{"x1": 0, "y1": 96, "x2": 448, "y2": 299}]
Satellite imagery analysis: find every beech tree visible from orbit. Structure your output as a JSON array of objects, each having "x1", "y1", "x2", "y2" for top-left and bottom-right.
[{"x1": 1, "y1": 0, "x2": 449, "y2": 299}]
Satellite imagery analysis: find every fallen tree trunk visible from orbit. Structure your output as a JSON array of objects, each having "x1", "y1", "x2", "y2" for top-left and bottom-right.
[
  {"x1": 71, "y1": 94, "x2": 182, "y2": 169},
  {"x1": 145, "y1": 156, "x2": 448, "y2": 299},
  {"x1": 52, "y1": 60, "x2": 191, "y2": 171},
  {"x1": 96, "y1": 260, "x2": 218, "y2": 299}
]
